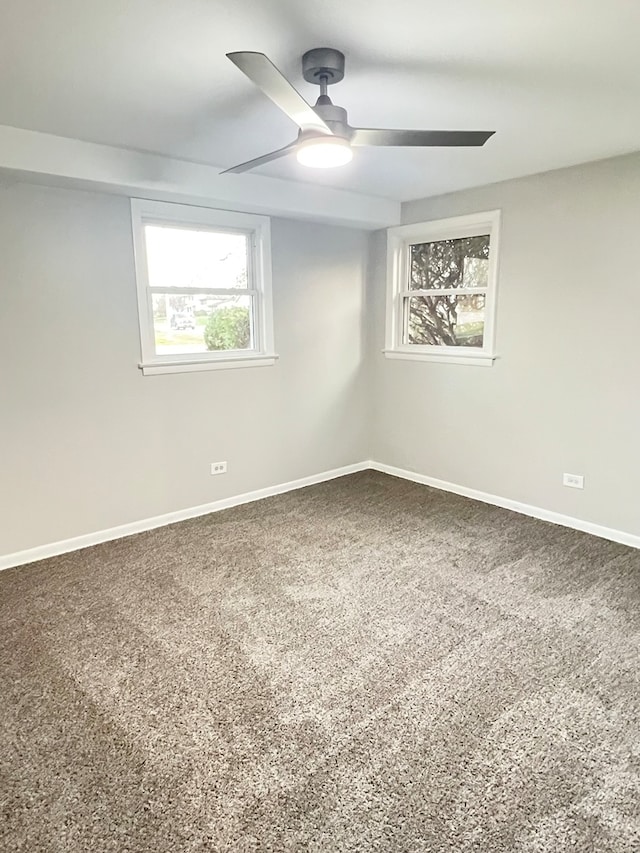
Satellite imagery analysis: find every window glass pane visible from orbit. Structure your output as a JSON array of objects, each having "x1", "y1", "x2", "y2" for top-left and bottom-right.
[
  {"x1": 152, "y1": 294, "x2": 253, "y2": 355},
  {"x1": 405, "y1": 294, "x2": 485, "y2": 347},
  {"x1": 144, "y1": 225, "x2": 248, "y2": 289},
  {"x1": 409, "y1": 235, "x2": 490, "y2": 290}
]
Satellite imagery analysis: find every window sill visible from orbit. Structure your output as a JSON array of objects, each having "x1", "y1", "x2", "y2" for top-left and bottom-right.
[
  {"x1": 383, "y1": 349, "x2": 497, "y2": 367},
  {"x1": 139, "y1": 354, "x2": 279, "y2": 376}
]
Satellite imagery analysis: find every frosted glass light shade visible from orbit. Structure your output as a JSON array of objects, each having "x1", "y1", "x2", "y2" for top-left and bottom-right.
[{"x1": 296, "y1": 137, "x2": 353, "y2": 168}]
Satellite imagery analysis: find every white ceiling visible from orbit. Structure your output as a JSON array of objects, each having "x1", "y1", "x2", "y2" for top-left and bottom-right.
[{"x1": 1, "y1": 0, "x2": 639, "y2": 202}]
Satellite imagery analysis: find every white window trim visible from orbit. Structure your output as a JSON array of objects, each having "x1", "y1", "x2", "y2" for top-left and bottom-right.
[
  {"x1": 384, "y1": 209, "x2": 501, "y2": 366},
  {"x1": 130, "y1": 198, "x2": 277, "y2": 375}
]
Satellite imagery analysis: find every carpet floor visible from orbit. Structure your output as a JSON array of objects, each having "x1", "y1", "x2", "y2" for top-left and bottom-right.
[{"x1": 1, "y1": 471, "x2": 638, "y2": 852}]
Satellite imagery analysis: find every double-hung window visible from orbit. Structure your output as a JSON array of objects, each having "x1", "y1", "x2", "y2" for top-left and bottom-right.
[
  {"x1": 131, "y1": 199, "x2": 275, "y2": 375},
  {"x1": 385, "y1": 210, "x2": 500, "y2": 366}
]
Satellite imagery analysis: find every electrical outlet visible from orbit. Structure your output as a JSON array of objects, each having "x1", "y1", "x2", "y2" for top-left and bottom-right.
[
  {"x1": 563, "y1": 472, "x2": 584, "y2": 489},
  {"x1": 210, "y1": 461, "x2": 227, "y2": 476}
]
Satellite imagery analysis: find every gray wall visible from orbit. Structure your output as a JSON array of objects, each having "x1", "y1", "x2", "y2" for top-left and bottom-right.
[
  {"x1": 369, "y1": 153, "x2": 640, "y2": 536},
  {"x1": 0, "y1": 182, "x2": 368, "y2": 554},
  {"x1": 3, "y1": 151, "x2": 639, "y2": 557}
]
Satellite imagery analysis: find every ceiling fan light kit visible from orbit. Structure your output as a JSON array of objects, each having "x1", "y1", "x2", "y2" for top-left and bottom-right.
[
  {"x1": 296, "y1": 135, "x2": 353, "y2": 168},
  {"x1": 223, "y1": 48, "x2": 495, "y2": 174}
]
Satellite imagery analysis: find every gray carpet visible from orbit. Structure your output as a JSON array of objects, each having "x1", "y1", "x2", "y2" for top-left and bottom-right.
[{"x1": 1, "y1": 471, "x2": 639, "y2": 852}]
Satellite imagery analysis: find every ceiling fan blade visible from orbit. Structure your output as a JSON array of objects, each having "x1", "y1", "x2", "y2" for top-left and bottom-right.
[
  {"x1": 351, "y1": 128, "x2": 495, "y2": 147},
  {"x1": 227, "y1": 52, "x2": 332, "y2": 136},
  {"x1": 220, "y1": 142, "x2": 297, "y2": 175}
]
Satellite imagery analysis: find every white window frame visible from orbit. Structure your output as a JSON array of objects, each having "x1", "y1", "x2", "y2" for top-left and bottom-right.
[
  {"x1": 385, "y1": 209, "x2": 501, "y2": 367},
  {"x1": 130, "y1": 198, "x2": 276, "y2": 375}
]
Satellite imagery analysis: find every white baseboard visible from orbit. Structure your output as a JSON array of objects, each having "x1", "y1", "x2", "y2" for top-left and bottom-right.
[
  {"x1": 3, "y1": 459, "x2": 638, "y2": 571},
  {"x1": 0, "y1": 462, "x2": 370, "y2": 571},
  {"x1": 368, "y1": 461, "x2": 640, "y2": 550}
]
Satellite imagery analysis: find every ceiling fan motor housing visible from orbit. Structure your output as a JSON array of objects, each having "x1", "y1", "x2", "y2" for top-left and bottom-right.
[{"x1": 310, "y1": 99, "x2": 351, "y2": 140}]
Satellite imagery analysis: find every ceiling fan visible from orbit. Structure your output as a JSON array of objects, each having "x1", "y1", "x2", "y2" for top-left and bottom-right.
[{"x1": 222, "y1": 48, "x2": 495, "y2": 174}]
